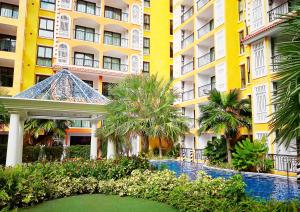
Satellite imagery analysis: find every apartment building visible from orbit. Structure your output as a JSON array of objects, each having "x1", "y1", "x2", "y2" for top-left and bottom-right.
[
  {"x1": 0, "y1": 0, "x2": 173, "y2": 147},
  {"x1": 172, "y1": 0, "x2": 296, "y2": 156}
]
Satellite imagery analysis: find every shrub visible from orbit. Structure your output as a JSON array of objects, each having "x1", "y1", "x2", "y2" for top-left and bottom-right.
[
  {"x1": 66, "y1": 145, "x2": 90, "y2": 160},
  {"x1": 204, "y1": 138, "x2": 227, "y2": 164},
  {"x1": 22, "y1": 146, "x2": 63, "y2": 163},
  {"x1": 166, "y1": 144, "x2": 180, "y2": 158},
  {"x1": 232, "y1": 138, "x2": 273, "y2": 172}
]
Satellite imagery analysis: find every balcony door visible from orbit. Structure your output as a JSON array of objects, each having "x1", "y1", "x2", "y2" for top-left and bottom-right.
[
  {"x1": 74, "y1": 52, "x2": 94, "y2": 67},
  {"x1": 104, "y1": 31, "x2": 121, "y2": 46},
  {"x1": 105, "y1": 6, "x2": 122, "y2": 20},
  {"x1": 103, "y1": 56, "x2": 121, "y2": 71},
  {"x1": 75, "y1": 26, "x2": 95, "y2": 42}
]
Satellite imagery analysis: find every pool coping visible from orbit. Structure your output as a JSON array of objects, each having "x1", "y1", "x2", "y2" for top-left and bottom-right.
[{"x1": 151, "y1": 159, "x2": 297, "y2": 181}]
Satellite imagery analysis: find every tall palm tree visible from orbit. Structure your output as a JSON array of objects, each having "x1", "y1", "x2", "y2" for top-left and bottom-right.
[
  {"x1": 270, "y1": 2, "x2": 300, "y2": 156},
  {"x1": 198, "y1": 89, "x2": 252, "y2": 162},
  {"x1": 24, "y1": 119, "x2": 71, "y2": 146}
]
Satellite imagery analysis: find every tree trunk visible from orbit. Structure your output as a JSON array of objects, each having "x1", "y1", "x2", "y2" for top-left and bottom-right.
[
  {"x1": 159, "y1": 138, "x2": 163, "y2": 158},
  {"x1": 141, "y1": 134, "x2": 149, "y2": 153},
  {"x1": 97, "y1": 139, "x2": 102, "y2": 159},
  {"x1": 226, "y1": 138, "x2": 232, "y2": 163}
]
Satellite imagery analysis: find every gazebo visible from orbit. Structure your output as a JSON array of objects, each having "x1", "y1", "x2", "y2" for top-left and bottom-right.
[{"x1": 0, "y1": 69, "x2": 109, "y2": 166}]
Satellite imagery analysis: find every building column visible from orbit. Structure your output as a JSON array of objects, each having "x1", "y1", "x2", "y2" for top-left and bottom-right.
[
  {"x1": 90, "y1": 121, "x2": 98, "y2": 160},
  {"x1": 6, "y1": 113, "x2": 21, "y2": 166},
  {"x1": 107, "y1": 139, "x2": 116, "y2": 159},
  {"x1": 17, "y1": 118, "x2": 25, "y2": 163}
]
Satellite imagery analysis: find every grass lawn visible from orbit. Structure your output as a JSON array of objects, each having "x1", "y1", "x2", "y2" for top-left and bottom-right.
[{"x1": 16, "y1": 194, "x2": 177, "y2": 212}]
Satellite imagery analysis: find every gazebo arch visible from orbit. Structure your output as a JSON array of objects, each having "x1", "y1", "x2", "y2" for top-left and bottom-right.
[{"x1": 0, "y1": 69, "x2": 109, "y2": 166}]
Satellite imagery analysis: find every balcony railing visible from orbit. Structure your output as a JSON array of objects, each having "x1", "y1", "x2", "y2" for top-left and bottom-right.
[
  {"x1": 197, "y1": 51, "x2": 215, "y2": 68},
  {"x1": 103, "y1": 62, "x2": 128, "y2": 72},
  {"x1": 182, "y1": 89, "x2": 195, "y2": 101},
  {"x1": 74, "y1": 30, "x2": 100, "y2": 43},
  {"x1": 268, "y1": 1, "x2": 290, "y2": 22},
  {"x1": 195, "y1": 149, "x2": 206, "y2": 160},
  {"x1": 197, "y1": 0, "x2": 210, "y2": 10},
  {"x1": 74, "y1": 2, "x2": 101, "y2": 16},
  {"x1": 180, "y1": 148, "x2": 193, "y2": 159},
  {"x1": 0, "y1": 3, "x2": 18, "y2": 19},
  {"x1": 73, "y1": 58, "x2": 99, "y2": 68},
  {"x1": 104, "y1": 35, "x2": 128, "y2": 48},
  {"x1": 0, "y1": 39, "x2": 16, "y2": 52},
  {"x1": 71, "y1": 120, "x2": 91, "y2": 128},
  {"x1": 198, "y1": 82, "x2": 215, "y2": 97},
  {"x1": 268, "y1": 154, "x2": 298, "y2": 173},
  {"x1": 104, "y1": 11, "x2": 128, "y2": 22},
  {"x1": 181, "y1": 33, "x2": 194, "y2": 49},
  {"x1": 181, "y1": 60, "x2": 194, "y2": 75},
  {"x1": 181, "y1": 7, "x2": 193, "y2": 23},
  {"x1": 197, "y1": 20, "x2": 214, "y2": 38}
]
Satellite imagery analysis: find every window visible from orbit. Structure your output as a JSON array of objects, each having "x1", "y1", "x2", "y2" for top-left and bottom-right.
[
  {"x1": 132, "y1": 29, "x2": 140, "y2": 49},
  {"x1": 59, "y1": 15, "x2": 70, "y2": 37},
  {"x1": 105, "y1": 6, "x2": 122, "y2": 21},
  {"x1": 247, "y1": 56, "x2": 251, "y2": 83},
  {"x1": 251, "y1": 0, "x2": 263, "y2": 31},
  {"x1": 239, "y1": 31, "x2": 245, "y2": 54},
  {"x1": 83, "y1": 80, "x2": 93, "y2": 88},
  {"x1": 75, "y1": 26, "x2": 96, "y2": 42},
  {"x1": 272, "y1": 81, "x2": 278, "y2": 111},
  {"x1": 61, "y1": 0, "x2": 71, "y2": 9},
  {"x1": 170, "y1": 65, "x2": 173, "y2": 80},
  {"x1": 143, "y1": 61, "x2": 149, "y2": 73},
  {"x1": 0, "y1": 34, "x2": 16, "y2": 52},
  {"x1": 131, "y1": 55, "x2": 139, "y2": 73},
  {"x1": 74, "y1": 52, "x2": 97, "y2": 67},
  {"x1": 0, "y1": 67, "x2": 13, "y2": 87},
  {"x1": 144, "y1": 0, "x2": 150, "y2": 7},
  {"x1": 170, "y1": 0, "x2": 173, "y2": 13},
  {"x1": 144, "y1": 14, "x2": 150, "y2": 30},
  {"x1": 252, "y1": 40, "x2": 265, "y2": 78},
  {"x1": 253, "y1": 84, "x2": 268, "y2": 123},
  {"x1": 170, "y1": 42, "x2": 173, "y2": 58},
  {"x1": 104, "y1": 31, "x2": 121, "y2": 46},
  {"x1": 0, "y1": 3, "x2": 18, "y2": 19},
  {"x1": 102, "y1": 82, "x2": 115, "y2": 97},
  {"x1": 132, "y1": 5, "x2": 140, "y2": 24},
  {"x1": 103, "y1": 56, "x2": 121, "y2": 71},
  {"x1": 37, "y1": 46, "x2": 52, "y2": 67},
  {"x1": 143, "y1": 37, "x2": 150, "y2": 55},
  {"x1": 39, "y1": 18, "x2": 54, "y2": 38},
  {"x1": 170, "y1": 20, "x2": 173, "y2": 35},
  {"x1": 238, "y1": 0, "x2": 244, "y2": 21},
  {"x1": 76, "y1": 0, "x2": 98, "y2": 15},
  {"x1": 36, "y1": 75, "x2": 50, "y2": 84},
  {"x1": 40, "y1": 0, "x2": 55, "y2": 11},
  {"x1": 240, "y1": 64, "x2": 246, "y2": 89},
  {"x1": 58, "y1": 43, "x2": 69, "y2": 64}
]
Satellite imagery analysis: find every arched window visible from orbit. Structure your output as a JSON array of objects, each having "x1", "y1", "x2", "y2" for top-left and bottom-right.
[
  {"x1": 58, "y1": 43, "x2": 69, "y2": 64},
  {"x1": 131, "y1": 55, "x2": 139, "y2": 73},
  {"x1": 61, "y1": 0, "x2": 71, "y2": 9},
  {"x1": 131, "y1": 29, "x2": 140, "y2": 49},
  {"x1": 132, "y1": 5, "x2": 140, "y2": 24},
  {"x1": 59, "y1": 15, "x2": 70, "y2": 37}
]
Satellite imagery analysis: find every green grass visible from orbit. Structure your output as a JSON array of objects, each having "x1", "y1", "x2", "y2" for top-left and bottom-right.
[{"x1": 16, "y1": 194, "x2": 177, "y2": 212}]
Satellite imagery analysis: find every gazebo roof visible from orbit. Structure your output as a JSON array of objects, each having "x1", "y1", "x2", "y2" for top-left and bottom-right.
[{"x1": 15, "y1": 69, "x2": 109, "y2": 104}]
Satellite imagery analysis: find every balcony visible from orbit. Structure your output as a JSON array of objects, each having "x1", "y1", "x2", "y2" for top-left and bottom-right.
[
  {"x1": 0, "y1": 39, "x2": 16, "y2": 52},
  {"x1": 268, "y1": 1, "x2": 290, "y2": 22},
  {"x1": 197, "y1": 0, "x2": 210, "y2": 11},
  {"x1": 103, "y1": 61, "x2": 128, "y2": 72},
  {"x1": 71, "y1": 120, "x2": 91, "y2": 128},
  {"x1": 104, "y1": 35, "x2": 128, "y2": 48},
  {"x1": 73, "y1": 58, "x2": 99, "y2": 68},
  {"x1": 74, "y1": 1, "x2": 101, "y2": 16},
  {"x1": 197, "y1": 51, "x2": 214, "y2": 68},
  {"x1": 181, "y1": 33, "x2": 194, "y2": 49},
  {"x1": 104, "y1": 8, "x2": 128, "y2": 22},
  {"x1": 198, "y1": 82, "x2": 215, "y2": 97},
  {"x1": 181, "y1": 7, "x2": 193, "y2": 24},
  {"x1": 197, "y1": 20, "x2": 213, "y2": 39},
  {"x1": 0, "y1": 3, "x2": 18, "y2": 19},
  {"x1": 182, "y1": 89, "x2": 195, "y2": 101},
  {"x1": 73, "y1": 29, "x2": 100, "y2": 43},
  {"x1": 181, "y1": 60, "x2": 194, "y2": 75}
]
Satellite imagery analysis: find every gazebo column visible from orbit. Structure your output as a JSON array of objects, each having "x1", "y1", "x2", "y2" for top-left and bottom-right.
[
  {"x1": 90, "y1": 121, "x2": 98, "y2": 160},
  {"x1": 6, "y1": 113, "x2": 22, "y2": 166},
  {"x1": 17, "y1": 118, "x2": 25, "y2": 163},
  {"x1": 107, "y1": 139, "x2": 116, "y2": 159}
]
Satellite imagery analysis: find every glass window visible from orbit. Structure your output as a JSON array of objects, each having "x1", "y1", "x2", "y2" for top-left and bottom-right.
[
  {"x1": 39, "y1": 18, "x2": 54, "y2": 38},
  {"x1": 143, "y1": 61, "x2": 149, "y2": 73},
  {"x1": 132, "y1": 29, "x2": 140, "y2": 49},
  {"x1": 253, "y1": 85, "x2": 268, "y2": 123},
  {"x1": 61, "y1": 0, "x2": 71, "y2": 9},
  {"x1": 105, "y1": 6, "x2": 122, "y2": 21},
  {"x1": 239, "y1": 30, "x2": 245, "y2": 54},
  {"x1": 75, "y1": 26, "x2": 96, "y2": 42},
  {"x1": 252, "y1": 40, "x2": 265, "y2": 78},
  {"x1": 103, "y1": 56, "x2": 121, "y2": 71},
  {"x1": 238, "y1": 0, "x2": 244, "y2": 21},
  {"x1": 40, "y1": 0, "x2": 55, "y2": 11},
  {"x1": 251, "y1": 0, "x2": 263, "y2": 30},
  {"x1": 240, "y1": 64, "x2": 246, "y2": 89},
  {"x1": 0, "y1": 34, "x2": 16, "y2": 52},
  {"x1": 170, "y1": 42, "x2": 173, "y2": 58},
  {"x1": 58, "y1": 43, "x2": 69, "y2": 64},
  {"x1": 36, "y1": 75, "x2": 50, "y2": 84},
  {"x1": 74, "y1": 52, "x2": 95, "y2": 67},
  {"x1": 143, "y1": 37, "x2": 150, "y2": 55},
  {"x1": 0, "y1": 66, "x2": 13, "y2": 87},
  {"x1": 83, "y1": 80, "x2": 93, "y2": 88},
  {"x1": 143, "y1": 14, "x2": 150, "y2": 30},
  {"x1": 132, "y1": 5, "x2": 140, "y2": 24},
  {"x1": 37, "y1": 46, "x2": 53, "y2": 67},
  {"x1": 131, "y1": 55, "x2": 139, "y2": 73},
  {"x1": 0, "y1": 3, "x2": 18, "y2": 19},
  {"x1": 59, "y1": 15, "x2": 70, "y2": 37},
  {"x1": 144, "y1": 0, "x2": 150, "y2": 7},
  {"x1": 104, "y1": 31, "x2": 121, "y2": 46},
  {"x1": 170, "y1": 20, "x2": 173, "y2": 35},
  {"x1": 76, "y1": 0, "x2": 97, "y2": 15}
]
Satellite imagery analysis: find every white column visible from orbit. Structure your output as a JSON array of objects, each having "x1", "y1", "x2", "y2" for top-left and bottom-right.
[
  {"x1": 107, "y1": 139, "x2": 116, "y2": 159},
  {"x1": 90, "y1": 121, "x2": 98, "y2": 160},
  {"x1": 6, "y1": 113, "x2": 21, "y2": 167},
  {"x1": 17, "y1": 118, "x2": 25, "y2": 163}
]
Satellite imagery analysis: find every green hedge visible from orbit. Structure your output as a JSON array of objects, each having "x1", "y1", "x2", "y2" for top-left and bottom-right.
[{"x1": 66, "y1": 145, "x2": 90, "y2": 160}]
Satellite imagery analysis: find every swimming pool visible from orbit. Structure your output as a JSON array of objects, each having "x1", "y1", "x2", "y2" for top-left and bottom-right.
[{"x1": 151, "y1": 160, "x2": 300, "y2": 201}]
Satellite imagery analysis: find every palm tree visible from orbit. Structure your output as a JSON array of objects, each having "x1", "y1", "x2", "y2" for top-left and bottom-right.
[
  {"x1": 198, "y1": 89, "x2": 252, "y2": 163},
  {"x1": 270, "y1": 3, "x2": 300, "y2": 158},
  {"x1": 0, "y1": 89, "x2": 9, "y2": 129},
  {"x1": 24, "y1": 119, "x2": 71, "y2": 146}
]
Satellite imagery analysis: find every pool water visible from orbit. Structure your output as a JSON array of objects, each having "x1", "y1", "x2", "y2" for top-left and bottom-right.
[{"x1": 151, "y1": 160, "x2": 300, "y2": 201}]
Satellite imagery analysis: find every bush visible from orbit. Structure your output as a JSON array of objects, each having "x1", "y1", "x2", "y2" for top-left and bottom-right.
[
  {"x1": 23, "y1": 146, "x2": 63, "y2": 163},
  {"x1": 232, "y1": 138, "x2": 273, "y2": 172},
  {"x1": 204, "y1": 138, "x2": 227, "y2": 164},
  {"x1": 166, "y1": 144, "x2": 180, "y2": 158},
  {"x1": 66, "y1": 145, "x2": 90, "y2": 160}
]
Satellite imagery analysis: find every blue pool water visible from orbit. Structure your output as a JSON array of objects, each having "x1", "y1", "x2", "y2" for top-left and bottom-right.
[{"x1": 151, "y1": 160, "x2": 300, "y2": 201}]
